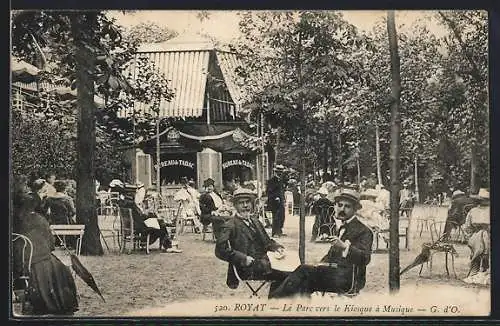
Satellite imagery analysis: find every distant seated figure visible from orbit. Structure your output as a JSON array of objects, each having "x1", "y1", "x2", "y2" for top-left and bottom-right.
[
  {"x1": 442, "y1": 189, "x2": 477, "y2": 240},
  {"x1": 215, "y1": 187, "x2": 289, "y2": 297},
  {"x1": 199, "y1": 178, "x2": 225, "y2": 237},
  {"x1": 117, "y1": 191, "x2": 177, "y2": 253},
  {"x1": 45, "y1": 180, "x2": 76, "y2": 225},
  {"x1": 310, "y1": 187, "x2": 335, "y2": 242}
]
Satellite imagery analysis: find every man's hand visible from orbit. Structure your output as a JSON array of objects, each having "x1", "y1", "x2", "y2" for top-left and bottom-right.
[
  {"x1": 245, "y1": 256, "x2": 255, "y2": 266},
  {"x1": 330, "y1": 236, "x2": 347, "y2": 251},
  {"x1": 274, "y1": 247, "x2": 286, "y2": 259}
]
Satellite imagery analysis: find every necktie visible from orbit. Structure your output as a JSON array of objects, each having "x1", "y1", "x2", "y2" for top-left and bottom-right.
[
  {"x1": 246, "y1": 218, "x2": 257, "y2": 234},
  {"x1": 337, "y1": 224, "x2": 346, "y2": 239}
]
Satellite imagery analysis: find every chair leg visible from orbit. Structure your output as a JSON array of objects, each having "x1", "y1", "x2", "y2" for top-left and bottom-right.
[
  {"x1": 146, "y1": 234, "x2": 150, "y2": 254},
  {"x1": 451, "y1": 252, "x2": 457, "y2": 278},
  {"x1": 445, "y1": 252, "x2": 450, "y2": 277}
]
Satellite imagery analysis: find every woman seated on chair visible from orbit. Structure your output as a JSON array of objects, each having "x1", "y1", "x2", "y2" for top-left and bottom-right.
[
  {"x1": 45, "y1": 180, "x2": 77, "y2": 248},
  {"x1": 117, "y1": 188, "x2": 181, "y2": 253},
  {"x1": 310, "y1": 187, "x2": 335, "y2": 242},
  {"x1": 12, "y1": 176, "x2": 79, "y2": 315}
]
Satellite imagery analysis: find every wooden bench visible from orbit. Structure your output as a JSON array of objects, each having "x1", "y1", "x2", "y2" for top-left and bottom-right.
[{"x1": 50, "y1": 224, "x2": 85, "y2": 256}]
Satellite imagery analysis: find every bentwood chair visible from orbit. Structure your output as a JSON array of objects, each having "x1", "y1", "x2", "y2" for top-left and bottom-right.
[
  {"x1": 119, "y1": 207, "x2": 155, "y2": 254},
  {"x1": 12, "y1": 233, "x2": 33, "y2": 314}
]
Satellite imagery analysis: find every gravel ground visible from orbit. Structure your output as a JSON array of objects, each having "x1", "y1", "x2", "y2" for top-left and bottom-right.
[{"x1": 12, "y1": 214, "x2": 490, "y2": 318}]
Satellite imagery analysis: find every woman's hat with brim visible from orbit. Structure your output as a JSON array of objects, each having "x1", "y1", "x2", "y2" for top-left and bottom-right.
[
  {"x1": 109, "y1": 179, "x2": 124, "y2": 188},
  {"x1": 317, "y1": 187, "x2": 329, "y2": 196},
  {"x1": 232, "y1": 187, "x2": 257, "y2": 203},
  {"x1": 334, "y1": 188, "x2": 362, "y2": 210},
  {"x1": 452, "y1": 190, "x2": 465, "y2": 199},
  {"x1": 203, "y1": 178, "x2": 215, "y2": 187},
  {"x1": 471, "y1": 188, "x2": 490, "y2": 200}
]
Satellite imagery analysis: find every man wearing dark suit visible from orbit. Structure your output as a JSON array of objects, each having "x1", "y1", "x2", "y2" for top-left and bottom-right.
[
  {"x1": 215, "y1": 187, "x2": 289, "y2": 297},
  {"x1": 267, "y1": 165, "x2": 286, "y2": 237},
  {"x1": 269, "y1": 189, "x2": 373, "y2": 298},
  {"x1": 199, "y1": 178, "x2": 225, "y2": 237}
]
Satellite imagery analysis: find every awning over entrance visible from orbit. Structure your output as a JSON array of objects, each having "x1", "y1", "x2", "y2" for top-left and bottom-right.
[{"x1": 139, "y1": 122, "x2": 258, "y2": 155}]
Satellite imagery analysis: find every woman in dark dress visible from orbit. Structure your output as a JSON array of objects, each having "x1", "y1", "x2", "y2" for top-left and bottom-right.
[{"x1": 12, "y1": 178, "x2": 79, "y2": 315}]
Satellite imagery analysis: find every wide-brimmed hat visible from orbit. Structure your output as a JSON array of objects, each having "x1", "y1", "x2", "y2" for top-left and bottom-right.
[
  {"x1": 203, "y1": 178, "x2": 215, "y2": 187},
  {"x1": 273, "y1": 164, "x2": 285, "y2": 171},
  {"x1": 452, "y1": 190, "x2": 465, "y2": 199},
  {"x1": 471, "y1": 188, "x2": 490, "y2": 200},
  {"x1": 109, "y1": 179, "x2": 124, "y2": 188},
  {"x1": 232, "y1": 187, "x2": 257, "y2": 202},
  {"x1": 317, "y1": 187, "x2": 329, "y2": 196},
  {"x1": 334, "y1": 188, "x2": 362, "y2": 210}
]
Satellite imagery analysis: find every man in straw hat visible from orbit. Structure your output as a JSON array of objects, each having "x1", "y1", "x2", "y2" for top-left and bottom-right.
[
  {"x1": 215, "y1": 187, "x2": 289, "y2": 297},
  {"x1": 269, "y1": 188, "x2": 373, "y2": 298}
]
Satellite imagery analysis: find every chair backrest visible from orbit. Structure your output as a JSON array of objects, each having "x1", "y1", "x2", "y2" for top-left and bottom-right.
[
  {"x1": 429, "y1": 221, "x2": 446, "y2": 242},
  {"x1": 12, "y1": 233, "x2": 34, "y2": 284},
  {"x1": 318, "y1": 205, "x2": 336, "y2": 224}
]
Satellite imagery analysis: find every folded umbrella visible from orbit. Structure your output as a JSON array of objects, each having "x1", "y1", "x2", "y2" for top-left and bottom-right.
[
  {"x1": 53, "y1": 230, "x2": 106, "y2": 302},
  {"x1": 399, "y1": 245, "x2": 431, "y2": 275},
  {"x1": 70, "y1": 254, "x2": 106, "y2": 302}
]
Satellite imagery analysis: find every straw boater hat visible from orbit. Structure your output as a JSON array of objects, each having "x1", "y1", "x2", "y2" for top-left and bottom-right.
[
  {"x1": 334, "y1": 188, "x2": 362, "y2": 210},
  {"x1": 232, "y1": 187, "x2": 257, "y2": 203}
]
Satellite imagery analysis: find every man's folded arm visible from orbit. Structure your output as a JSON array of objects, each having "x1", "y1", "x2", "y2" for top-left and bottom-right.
[
  {"x1": 345, "y1": 229, "x2": 373, "y2": 266},
  {"x1": 215, "y1": 220, "x2": 248, "y2": 266}
]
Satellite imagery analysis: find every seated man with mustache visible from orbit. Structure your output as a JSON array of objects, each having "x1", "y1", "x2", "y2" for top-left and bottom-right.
[
  {"x1": 269, "y1": 189, "x2": 373, "y2": 298},
  {"x1": 215, "y1": 187, "x2": 290, "y2": 297}
]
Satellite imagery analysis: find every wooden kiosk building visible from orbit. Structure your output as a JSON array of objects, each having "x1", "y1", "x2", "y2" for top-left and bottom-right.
[{"x1": 123, "y1": 37, "x2": 269, "y2": 193}]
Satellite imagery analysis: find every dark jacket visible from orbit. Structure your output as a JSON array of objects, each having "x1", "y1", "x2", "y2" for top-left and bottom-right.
[
  {"x1": 45, "y1": 194, "x2": 76, "y2": 225},
  {"x1": 266, "y1": 176, "x2": 284, "y2": 210},
  {"x1": 215, "y1": 215, "x2": 283, "y2": 289},
  {"x1": 319, "y1": 216, "x2": 373, "y2": 291},
  {"x1": 447, "y1": 195, "x2": 478, "y2": 226},
  {"x1": 199, "y1": 191, "x2": 222, "y2": 224}
]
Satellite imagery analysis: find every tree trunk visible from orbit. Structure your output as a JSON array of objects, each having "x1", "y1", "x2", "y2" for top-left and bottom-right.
[
  {"x1": 72, "y1": 13, "x2": 103, "y2": 256},
  {"x1": 337, "y1": 133, "x2": 343, "y2": 182},
  {"x1": 470, "y1": 138, "x2": 478, "y2": 194},
  {"x1": 414, "y1": 155, "x2": 420, "y2": 202},
  {"x1": 323, "y1": 139, "x2": 329, "y2": 178},
  {"x1": 299, "y1": 146, "x2": 306, "y2": 264},
  {"x1": 376, "y1": 124, "x2": 382, "y2": 185},
  {"x1": 274, "y1": 127, "x2": 281, "y2": 170},
  {"x1": 387, "y1": 10, "x2": 401, "y2": 292},
  {"x1": 356, "y1": 152, "x2": 361, "y2": 186},
  {"x1": 329, "y1": 132, "x2": 336, "y2": 177}
]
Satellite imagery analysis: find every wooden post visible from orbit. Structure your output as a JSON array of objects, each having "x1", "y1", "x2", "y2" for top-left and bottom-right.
[{"x1": 156, "y1": 117, "x2": 161, "y2": 194}]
